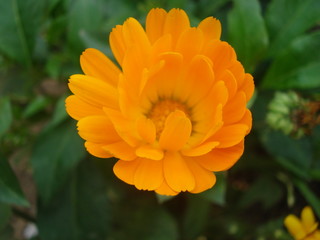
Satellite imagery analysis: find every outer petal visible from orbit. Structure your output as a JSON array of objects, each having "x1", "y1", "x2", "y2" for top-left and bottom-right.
[
  {"x1": 239, "y1": 73, "x2": 254, "y2": 102},
  {"x1": 80, "y1": 48, "x2": 120, "y2": 86},
  {"x1": 136, "y1": 116, "x2": 156, "y2": 143},
  {"x1": 181, "y1": 141, "x2": 219, "y2": 157},
  {"x1": 223, "y1": 91, "x2": 247, "y2": 125},
  {"x1": 77, "y1": 116, "x2": 120, "y2": 143},
  {"x1": 159, "y1": 110, "x2": 192, "y2": 151},
  {"x1": 186, "y1": 158, "x2": 216, "y2": 194},
  {"x1": 198, "y1": 17, "x2": 221, "y2": 42},
  {"x1": 103, "y1": 141, "x2": 136, "y2": 161},
  {"x1": 65, "y1": 95, "x2": 104, "y2": 120},
  {"x1": 109, "y1": 25, "x2": 126, "y2": 65},
  {"x1": 219, "y1": 70, "x2": 238, "y2": 100},
  {"x1": 212, "y1": 124, "x2": 248, "y2": 148},
  {"x1": 146, "y1": 8, "x2": 167, "y2": 44},
  {"x1": 84, "y1": 141, "x2": 113, "y2": 158},
  {"x1": 68, "y1": 74, "x2": 118, "y2": 109},
  {"x1": 284, "y1": 215, "x2": 306, "y2": 240},
  {"x1": 301, "y1": 206, "x2": 318, "y2": 233},
  {"x1": 196, "y1": 140, "x2": 244, "y2": 171},
  {"x1": 155, "y1": 180, "x2": 178, "y2": 196},
  {"x1": 134, "y1": 158, "x2": 163, "y2": 190},
  {"x1": 163, "y1": 152, "x2": 195, "y2": 192},
  {"x1": 135, "y1": 145, "x2": 164, "y2": 160},
  {"x1": 113, "y1": 159, "x2": 141, "y2": 185}
]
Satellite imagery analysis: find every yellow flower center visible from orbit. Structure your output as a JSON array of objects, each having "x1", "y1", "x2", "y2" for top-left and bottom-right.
[{"x1": 148, "y1": 99, "x2": 191, "y2": 138}]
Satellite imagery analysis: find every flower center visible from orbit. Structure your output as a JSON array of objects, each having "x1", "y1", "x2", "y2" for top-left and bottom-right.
[{"x1": 147, "y1": 99, "x2": 191, "y2": 139}]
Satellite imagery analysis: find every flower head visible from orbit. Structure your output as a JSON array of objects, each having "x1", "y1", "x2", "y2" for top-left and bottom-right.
[
  {"x1": 65, "y1": 8, "x2": 254, "y2": 195},
  {"x1": 284, "y1": 206, "x2": 320, "y2": 240}
]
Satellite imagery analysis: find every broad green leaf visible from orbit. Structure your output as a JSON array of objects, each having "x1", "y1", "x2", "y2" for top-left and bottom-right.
[
  {"x1": 0, "y1": 153, "x2": 29, "y2": 206},
  {"x1": 199, "y1": 172, "x2": 226, "y2": 206},
  {"x1": 0, "y1": 203, "x2": 12, "y2": 232},
  {"x1": 182, "y1": 196, "x2": 211, "y2": 240},
  {"x1": 23, "y1": 96, "x2": 50, "y2": 118},
  {"x1": 0, "y1": 98, "x2": 12, "y2": 139},
  {"x1": 31, "y1": 120, "x2": 85, "y2": 203},
  {"x1": 228, "y1": 0, "x2": 268, "y2": 72},
  {"x1": 44, "y1": 96, "x2": 68, "y2": 131},
  {"x1": 266, "y1": 0, "x2": 320, "y2": 56},
  {"x1": 0, "y1": 0, "x2": 46, "y2": 65},
  {"x1": 67, "y1": 0, "x2": 104, "y2": 53},
  {"x1": 37, "y1": 159, "x2": 112, "y2": 240},
  {"x1": 262, "y1": 32, "x2": 320, "y2": 89}
]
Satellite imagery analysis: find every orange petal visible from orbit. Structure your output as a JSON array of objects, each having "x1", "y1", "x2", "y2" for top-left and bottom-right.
[
  {"x1": 284, "y1": 215, "x2": 306, "y2": 240},
  {"x1": 239, "y1": 110, "x2": 252, "y2": 134},
  {"x1": 134, "y1": 158, "x2": 163, "y2": 190},
  {"x1": 163, "y1": 152, "x2": 195, "y2": 192},
  {"x1": 159, "y1": 110, "x2": 192, "y2": 151},
  {"x1": 186, "y1": 158, "x2": 216, "y2": 194},
  {"x1": 198, "y1": 17, "x2": 221, "y2": 42},
  {"x1": 68, "y1": 74, "x2": 118, "y2": 109},
  {"x1": 103, "y1": 141, "x2": 136, "y2": 161},
  {"x1": 220, "y1": 70, "x2": 238, "y2": 99},
  {"x1": 113, "y1": 159, "x2": 141, "y2": 185},
  {"x1": 239, "y1": 73, "x2": 254, "y2": 102},
  {"x1": 80, "y1": 48, "x2": 120, "y2": 86},
  {"x1": 65, "y1": 95, "x2": 104, "y2": 120},
  {"x1": 301, "y1": 206, "x2": 318, "y2": 234},
  {"x1": 229, "y1": 60, "x2": 245, "y2": 86},
  {"x1": 135, "y1": 145, "x2": 164, "y2": 160},
  {"x1": 155, "y1": 180, "x2": 178, "y2": 196},
  {"x1": 109, "y1": 25, "x2": 126, "y2": 65},
  {"x1": 176, "y1": 28, "x2": 204, "y2": 62},
  {"x1": 163, "y1": 8, "x2": 190, "y2": 46},
  {"x1": 213, "y1": 124, "x2": 248, "y2": 148},
  {"x1": 136, "y1": 116, "x2": 156, "y2": 143},
  {"x1": 196, "y1": 140, "x2": 244, "y2": 171},
  {"x1": 223, "y1": 91, "x2": 247, "y2": 125},
  {"x1": 84, "y1": 141, "x2": 113, "y2": 158},
  {"x1": 182, "y1": 141, "x2": 219, "y2": 157},
  {"x1": 77, "y1": 116, "x2": 120, "y2": 143},
  {"x1": 146, "y1": 8, "x2": 167, "y2": 44}
]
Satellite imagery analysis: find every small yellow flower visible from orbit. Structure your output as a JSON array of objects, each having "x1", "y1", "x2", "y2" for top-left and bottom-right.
[
  {"x1": 284, "y1": 206, "x2": 320, "y2": 240},
  {"x1": 65, "y1": 8, "x2": 254, "y2": 195}
]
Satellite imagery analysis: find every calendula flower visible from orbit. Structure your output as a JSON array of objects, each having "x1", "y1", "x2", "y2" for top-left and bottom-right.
[
  {"x1": 284, "y1": 206, "x2": 320, "y2": 240},
  {"x1": 65, "y1": 8, "x2": 254, "y2": 195}
]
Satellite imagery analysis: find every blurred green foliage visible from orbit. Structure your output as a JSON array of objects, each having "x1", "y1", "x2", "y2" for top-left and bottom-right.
[{"x1": 0, "y1": 0, "x2": 320, "y2": 239}]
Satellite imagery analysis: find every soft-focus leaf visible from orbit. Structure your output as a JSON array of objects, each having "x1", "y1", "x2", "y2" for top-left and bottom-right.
[
  {"x1": 0, "y1": 98, "x2": 12, "y2": 139},
  {"x1": 262, "y1": 32, "x2": 320, "y2": 89},
  {"x1": 228, "y1": 0, "x2": 268, "y2": 72},
  {"x1": 266, "y1": 0, "x2": 320, "y2": 56},
  {"x1": 0, "y1": 203, "x2": 11, "y2": 232},
  {"x1": 0, "y1": 0, "x2": 46, "y2": 65},
  {"x1": 23, "y1": 96, "x2": 50, "y2": 118},
  {"x1": 31, "y1": 120, "x2": 85, "y2": 203},
  {"x1": 199, "y1": 172, "x2": 226, "y2": 206},
  {"x1": 44, "y1": 96, "x2": 68, "y2": 131},
  {"x1": 0, "y1": 153, "x2": 29, "y2": 206},
  {"x1": 37, "y1": 159, "x2": 112, "y2": 240}
]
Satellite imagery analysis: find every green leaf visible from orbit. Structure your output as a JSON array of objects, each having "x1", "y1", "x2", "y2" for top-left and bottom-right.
[
  {"x1": 31, "y1": 120, "x2": 85, "y2": 203},
  {"x1": 227, "y1": 0, "x2": 268, "y2": 72},
  {"x1": 37, "y1": 159, "x2": 112, "y2": 240},
  {"x1": 199, "y1": 172, "x2": 226, "y2": 206},
  {"x1": 0, "y1": 153, "x2": 29, "y2": 206},
  {"x1": 0, "y1": 203, "x2": 12, "y2": 232},
  {"x1": 0, "y1": 98, "x2": 12, "y2": 139},
  {"x1": 67, "y1": 0, "x2": 104, "y2": 53},
  {"x1": 262, "y1": 32, "x2": 320, "y2": 89},
  {"x1": 0, "y1": 0, "x2": 46, "y2": 65},
  {"x1": 23, "y1": 96, "x2": 50, "y2": 118},
  {"x1": 266, "y1": 0, "x2": 320, "y2": 56}
]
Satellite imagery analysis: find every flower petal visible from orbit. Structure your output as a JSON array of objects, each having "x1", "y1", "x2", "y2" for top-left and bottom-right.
[
  {"x1": 164, "y1": 8, "x2": 190, "y2": 46},
  {"x1": 239, "y1": 110, "x2": 252, "y2": 134},
  {"x1": 220, "y1": 70, "x2": 238, "y2": 99},
  {"x1": 80, "y1": 48, "x2": 120, "y2": 86},
  {"x1": 65, "y1": 95, "x2": 104, "y2": 120},
  {"x1": 186, "y1": 158, "x2": 216, "y2": 194},
  {"x1": 301, "y1": 206, "x2": 318, "y2": 233},
  {"x1": 146, "y1": 8, "x2": 167, "y2": 44},
  {"x1": 135, "y1": 145, "x2": 164, "y2": 160},
  {"x1": 68, "y1": 74, "x2": 118, "y2": 109},
  {"x1": 103, "y1": 141, "x2": 136, "y2": 161},
  {"x1": 284, "y1": 215, "x2": 306, "y2": 240},
  {"x1": 134, "y1": 158, "x2": 163, "y2": 190},
  {"x1": 223, "y1": 91, "x2": 247, "y2": 125},
  {"x1": 113, "y1": 159, "x2": 141, "y2": 185},
  {"x1": 163, "y1": 152, "x2": 195, "y2": 192},
  {"x1": 196, "y1": 140, "x2": 244, "y2": 171},
  {"x1": 182, "y1": 141, "x2": 219, "y2": 157},
  {"x1": 77, "y1": 116, "x2": 120, "y2": 143},
  {"x1": 155, "y1": 180, "x2": 178, "y2": 196},
  {"x1": 109, "y1": 25, "x2": 126, "y2": 65},
  {"x1": 198, "y1": 17, "x2": 221, "y2": 42},
  {"x1": 213, "y1": 124, "x2": 248, "y2": 148},
  {"x1": 136, "y1": 116, "x2": 156, "y2": 143},
  {"x1": 239, "y1": 73, "x2": 254, "y2": 102},
  {"x1": 159, "y1": 110, "x2": 192, "y2": 151},
  {"x1": 84, "y1": 141, "x2": 113, "y2": 158}
]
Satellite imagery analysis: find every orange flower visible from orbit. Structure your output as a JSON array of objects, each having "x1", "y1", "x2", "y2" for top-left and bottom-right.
[
  {"x1": 65, "y1": 8, "x2": 254, "y2": 195},
  {"x1": 284, "y1": 206, "x2": 320, "y2": 240}
]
